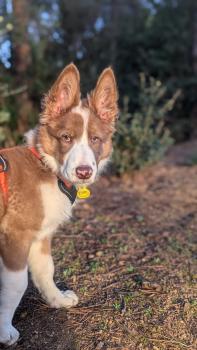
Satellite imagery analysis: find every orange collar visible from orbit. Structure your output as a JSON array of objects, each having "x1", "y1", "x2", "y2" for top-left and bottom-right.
[
  {"x1": 0, "y1": 154, "x2": 8, "y2": 207},
  {"x1": 29, "y1": 146, "x2": 41, "y2": 160}
]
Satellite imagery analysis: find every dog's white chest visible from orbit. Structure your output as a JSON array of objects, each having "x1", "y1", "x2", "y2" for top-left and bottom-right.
[{"x1": 37, "y1": 181, "x2": 73, "y2": 240}]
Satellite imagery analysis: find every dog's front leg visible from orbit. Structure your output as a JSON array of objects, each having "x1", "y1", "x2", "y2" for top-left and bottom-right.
[
  {"x1": 28, "y1": 238, "x2": 78, "y2": 308},
  {"x1": 0, "y1": 262, "x2": 28, "y2": 345}
]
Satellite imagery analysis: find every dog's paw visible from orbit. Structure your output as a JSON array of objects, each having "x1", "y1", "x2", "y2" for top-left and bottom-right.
[
  {"x1": 48, "y1": 289, "x2": 79, "y2": 309},
  {"x1": 62, "y1": 290, "x2": 79, "y2": 307},
  {"x1": 0, "y1": 325, "x2": 20, "y2": 346}
]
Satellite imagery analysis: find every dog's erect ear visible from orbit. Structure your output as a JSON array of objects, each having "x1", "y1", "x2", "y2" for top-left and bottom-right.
[
  {"x1": 41, "y1": 63, "x2": 80, "y2": 121},
  {"x1": 90, "y1": 68, "x2": 118, "y2": 123}
]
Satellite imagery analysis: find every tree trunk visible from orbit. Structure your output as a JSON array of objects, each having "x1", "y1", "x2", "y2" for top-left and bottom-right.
[{"x1": 12, "y1": 0, "x2": 33, "y2": 134}]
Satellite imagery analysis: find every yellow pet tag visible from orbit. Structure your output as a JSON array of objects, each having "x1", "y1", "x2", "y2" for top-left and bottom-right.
[{"x1": 77, "y1": 186, "x2": 91, "y2": 199}]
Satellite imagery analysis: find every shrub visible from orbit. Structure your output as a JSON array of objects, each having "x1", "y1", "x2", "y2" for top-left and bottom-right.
[
  {"x1": 113, "y1": 73, "x2": 180, "y2": 174},
  {"x1": 0, "y1": 83, "x2": 26, "y2": 147}
]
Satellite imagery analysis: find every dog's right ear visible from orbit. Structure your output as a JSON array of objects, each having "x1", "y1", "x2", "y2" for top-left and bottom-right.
[
  {"x1": 89, "y1": 67, "x2": 118, "y2": 124},
  {"x1": 41, "y1": 63, "x2": 80, "y2": 122}
]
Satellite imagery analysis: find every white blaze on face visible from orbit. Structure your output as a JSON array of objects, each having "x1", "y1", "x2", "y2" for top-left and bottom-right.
[{"x1": 60, "y1": 104, "x2": 97, "y2": 184}]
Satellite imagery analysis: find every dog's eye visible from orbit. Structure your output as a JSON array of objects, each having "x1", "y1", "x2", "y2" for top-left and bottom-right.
[
  {"x1": 91, "y1": 136, "x2": 101, "y2": 144},
  {"x1": 61, "y1": 134, "x2": 72, "y2": 143}
]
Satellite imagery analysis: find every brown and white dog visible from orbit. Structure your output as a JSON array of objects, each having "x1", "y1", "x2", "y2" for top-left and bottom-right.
[{"x1": 0, "y1": 63, "x2": 118, "y2": 345}]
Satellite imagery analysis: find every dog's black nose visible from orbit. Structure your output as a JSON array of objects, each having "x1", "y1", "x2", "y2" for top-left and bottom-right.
[{"x1": 76, "y1": 166, "x2": 93, "y2": 180}]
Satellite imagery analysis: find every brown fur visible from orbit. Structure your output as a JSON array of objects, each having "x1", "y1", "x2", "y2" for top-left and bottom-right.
[
  {"x1": 88, "y1": 67, "x2": 119, "y2": 123},
  {"x1": 38, "y1": 65, "x2": 118, "y2": 169},
  {"x1": 41, "y1": 63, "x2": 80, "y2": 123},
  {"x1": 38, "y1": 105, "x2": 114, "y2": 168},
  {"x1": 38, "y1": 112, "x2": 84, "y2": 165},
  {"x1": 0, "y1": 63, "x2": 118, "y2": 272},
  {"x1": 87, "y1": 110, "x2": 114, "y2": 163},
  {"x1": 0, "y1": 147, "x2": 55, "y2": 270}
]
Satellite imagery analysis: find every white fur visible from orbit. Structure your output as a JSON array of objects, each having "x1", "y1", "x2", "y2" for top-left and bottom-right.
[
  {"x1": 24, "y1": 129, "x2": 36, "y2": 146},
  {"x1": 37, "y1": 143, "x2": 59, "y2": 173},
  {"x1": 36, "y1": 181, "x2": 73, "y2": 241},
  {"x1": 60, "y1": 104, "x2": 97, "y2": 185},
  {"x1": 0, "y1": 180, "x2": 77, "y2": 346},
  {"x1": 28, "y1": 240, "x2": 78, "y2": 308},
  {"x1": 72, "y1": 104, "x2": 89, "y2": 143},
  {"x1": 25, "y1": 105, "x2": 111, "y2": 185},
  {"x1": 0, "y1": 101, "x2": 113, "y2": 346},
  {"x1": 25, "y1": 128, "x2": 59, "y2": 173},
  {"x1": 0, "y1": 262, "x2": 27, "y2": 345}
]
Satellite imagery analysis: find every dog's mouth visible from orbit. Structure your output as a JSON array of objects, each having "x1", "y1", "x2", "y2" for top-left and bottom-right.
[{"x1": 68, "y1": 176, "x2": 97, "y2": 187}]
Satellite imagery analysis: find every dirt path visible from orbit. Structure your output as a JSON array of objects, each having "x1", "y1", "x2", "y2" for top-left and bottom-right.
[{"x1": 1, "y1": 162, "x2": 196, "y2": 350}]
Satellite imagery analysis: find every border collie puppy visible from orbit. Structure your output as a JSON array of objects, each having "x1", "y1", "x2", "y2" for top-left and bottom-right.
[{"x1": 0, "y1": 63, "x2": 118, "y2": 345}]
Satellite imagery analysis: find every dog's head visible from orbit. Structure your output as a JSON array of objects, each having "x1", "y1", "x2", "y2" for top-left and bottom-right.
[{"x1": 32, "y1": 63, "x2": 118, "y2": 185}]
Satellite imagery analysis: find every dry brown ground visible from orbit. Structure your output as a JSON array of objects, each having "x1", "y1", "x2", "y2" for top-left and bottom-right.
[{"x1": 1, "y1": 146, "x2": 197, "y2": 350}]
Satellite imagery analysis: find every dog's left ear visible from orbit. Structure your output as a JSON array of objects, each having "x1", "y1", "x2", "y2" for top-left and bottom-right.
[
  {"x1": 41, "y1": 63, "x2": 80, "y2": 121},
  {"x1": 90, "y1": 67, "x2": 118, "y2": 123}
]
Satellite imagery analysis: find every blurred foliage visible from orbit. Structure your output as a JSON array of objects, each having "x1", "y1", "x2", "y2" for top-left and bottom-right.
[
  {"x1": 113, "y1": 74, "x2": 180, "y2": 173},
  {"x1": 0, "y1": 0, "x2": 197, "y2": 168},
  {"x1": 0, "y1": 83, "x2": 13, "y2": 145},
  {"x1": 0, "y1": 83, "x2": 27, "y2": 146}
]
